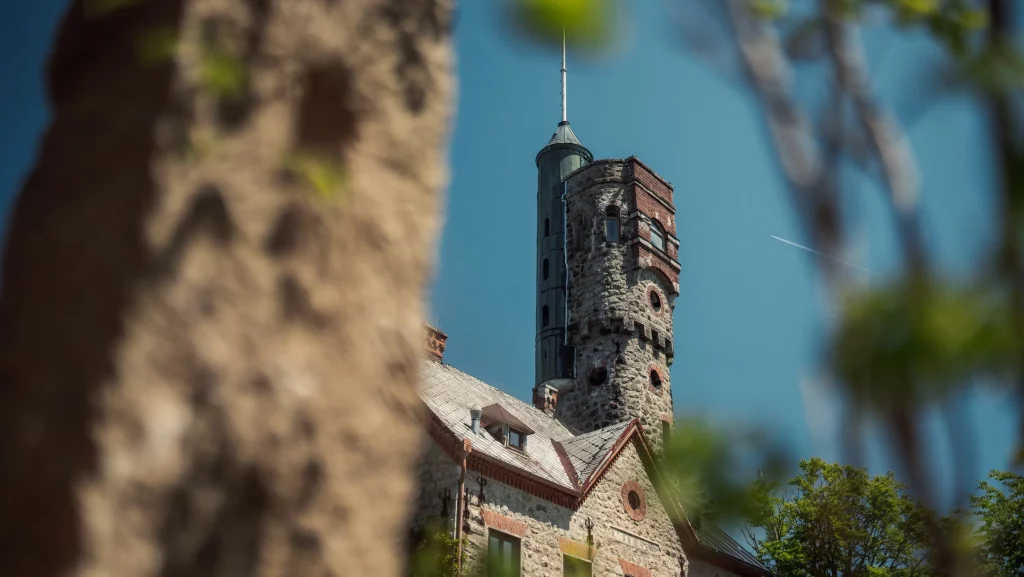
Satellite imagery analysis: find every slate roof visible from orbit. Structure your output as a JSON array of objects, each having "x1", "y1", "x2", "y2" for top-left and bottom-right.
[
  {"x1": 560, "y1": 421, "x2": 631, "y2": 486},
  {"x1": 419, "y1": 358, "x2": 771, "y2": 575},
  {"x1": 420, "y1": 360, "x2": 578, "y2": 490},
  {"x1": 692, "y1": 517, "x2": 771, "y2": 573}
]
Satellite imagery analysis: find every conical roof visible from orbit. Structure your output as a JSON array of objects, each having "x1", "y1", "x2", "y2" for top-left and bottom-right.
[
  {"x1": 536, "y1": 121, "x2": 591, "y2": 166},
  {"x1": 546, "y1": 121, "x2": 584, "y2": 147}
]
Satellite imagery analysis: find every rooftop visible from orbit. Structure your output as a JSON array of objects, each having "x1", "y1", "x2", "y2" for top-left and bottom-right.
[{"x1": 418, "y1": 357, "x2": 771, "y2": 575}]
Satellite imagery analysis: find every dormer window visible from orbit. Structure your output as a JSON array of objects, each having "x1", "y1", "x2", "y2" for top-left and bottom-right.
[
  {"x1": 480, "y1": 403, "x2": 534, "y2": 453},
  {"x1": 508, "y1": 428, "x2": 525, "y2": 450}
]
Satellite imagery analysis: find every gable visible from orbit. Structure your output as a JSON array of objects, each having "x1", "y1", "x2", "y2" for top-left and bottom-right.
[{"x1": 576, "y1": 437, "x2": 685, "y2": 575}]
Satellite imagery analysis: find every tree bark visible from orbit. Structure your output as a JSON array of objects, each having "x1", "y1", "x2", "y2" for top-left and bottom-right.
[{"x1": 0, "y1": 1, "x2": 454, "y2": 576}]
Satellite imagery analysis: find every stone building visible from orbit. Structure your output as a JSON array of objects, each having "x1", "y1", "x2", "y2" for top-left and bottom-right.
[{"x1": 409, "y1": 49, "x2": 771, "y2": 577}]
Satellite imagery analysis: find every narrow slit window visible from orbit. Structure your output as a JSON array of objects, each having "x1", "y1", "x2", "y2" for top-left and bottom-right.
[
  {"x1": 605, "y1": 206, "x2": 620, "y2": 242},
  {"x1": 542, "y1": 259, "x2": 549, "y2": 281},
  {"x1": 542, "y1": 306, "x2": 550, "y2": 327},
  {"x1": 544, "y1": 217, "x2": 550, "y2": 236}
]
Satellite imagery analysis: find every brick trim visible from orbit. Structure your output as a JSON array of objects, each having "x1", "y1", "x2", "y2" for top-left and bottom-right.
[
  {"x1": 467, "y1": 452, "x2": 579, "y2": 509},
  {"x1": 559, "y1": 537, "x2": 597, "y2": 561},
  {"x1": 580, "y1": 420, "x2": 640, "y2": 495},
  {"x1": 619, "y1": 558, "x2": 652, "y2": 577},
  {"x1": 621, "y1": 480, "x2": 648, "y2": 522},
  {"x1": 481, "y1": 509, "x2": 528, "y2": 538}
]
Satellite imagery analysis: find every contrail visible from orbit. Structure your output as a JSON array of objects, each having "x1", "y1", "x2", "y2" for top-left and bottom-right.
[{"x1": 770, "y1": 235, "x2": 881, "y2": 277}]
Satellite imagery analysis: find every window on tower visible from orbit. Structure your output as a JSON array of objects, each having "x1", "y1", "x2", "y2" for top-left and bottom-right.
[
  {"x1": 605, "y1": 206, "x2": 620, "y2": 242},
  {"x1": 544, "y1": 217, "x2": 550, "y2": 236},
  {"x1": 542, "y1": 259, "x2": 549, "y2": 281},
  {"x1": 649, "y1": 370, "x2": 662, "y2": 391},
  {"x1": 542, "y1": 305, "x2": 550, "y2": 327},
  {"x1": 650, "y1": 220, "x2": 665, "y2": 252}
]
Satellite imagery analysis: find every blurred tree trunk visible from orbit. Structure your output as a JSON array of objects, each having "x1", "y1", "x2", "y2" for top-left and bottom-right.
[{"x1": 0, "y1": 1, "x2": 454, "y2": 576}]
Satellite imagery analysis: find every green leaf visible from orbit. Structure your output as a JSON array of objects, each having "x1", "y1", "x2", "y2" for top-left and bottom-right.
[
  {"x1": 831, "y1": 280, "x2": 1018, "y2": 410},
  {"x1": 659, "y1": 417, "x2": 789, "y2": 526},
  {"x1": 284, "y1": 151, "x2": 348, "y2": 200},
  {"x1": 508, "y1": 0, "x2": 615, "y2": 51},
  {"x1": 136, "y1": 27, "x2": 180, "y2": 68},
  {"x1": 749, "y1": 0, "x2": 790, "y2": 21},
  {"x1": 199, "y1": 49, "x2": 247, "y2": 100}
]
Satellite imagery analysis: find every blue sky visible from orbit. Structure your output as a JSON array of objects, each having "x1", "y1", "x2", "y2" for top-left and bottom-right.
[{"x1": 0, "y1": 2, "x2": 1017, "y2": 510}]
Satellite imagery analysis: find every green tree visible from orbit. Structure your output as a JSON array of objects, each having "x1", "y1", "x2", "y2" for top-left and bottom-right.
[
  {"x1": 744, "y1": 458, "x2": 937, "y2": 577},
  {"x1": 970, "y1": 470, "x2": 1024, "y2": 577}
]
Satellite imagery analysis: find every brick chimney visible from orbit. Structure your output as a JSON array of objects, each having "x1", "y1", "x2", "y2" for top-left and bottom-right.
[
  {"x1": 532, "y1": 382, "x2": 558, "y2": 416},
  {"x1": 425, "y1": 324, "x2": 448, "y2": 362}
]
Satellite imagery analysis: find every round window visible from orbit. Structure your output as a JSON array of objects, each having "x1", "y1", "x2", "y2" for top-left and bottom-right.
[
  {"x1": 649, "y1": 291, "x2": 661, "y2": 311},
  {"x1": 621, "y1": 481, "x2": 647, "y2": 521},
  {"x1": 628, "y1": 490, "x2": 641, "y2": 510},
  {"x1": 588, "y1": 366, "x2": 608, "y2": 386}
]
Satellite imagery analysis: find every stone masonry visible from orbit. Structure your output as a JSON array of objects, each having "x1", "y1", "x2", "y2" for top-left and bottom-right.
[
  {"x1": 557, "y1": 159, "x2": 681, "y2": 451},
  {"x1": 415, "y1": 435, "x2": 687, "y2": 577}
]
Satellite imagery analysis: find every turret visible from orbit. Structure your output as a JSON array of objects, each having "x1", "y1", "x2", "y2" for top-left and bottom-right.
[
  {"x1": 555, "y1": 157, "x2": 681, "y2": 451},
  {"x1": 533, "y1": 38, "x2": 592, "y2": 413}
]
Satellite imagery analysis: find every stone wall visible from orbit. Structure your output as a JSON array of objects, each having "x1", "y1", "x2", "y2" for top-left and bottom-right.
[
  {"x1": 410, "y1": 437, "x2": 462, "y2": 532},
  {"x1": 458, "y1": 438, "x2": 686, "y2": 576},
  {"x1": 557, "y1": 159, "x2": 676, "y2": 450}
]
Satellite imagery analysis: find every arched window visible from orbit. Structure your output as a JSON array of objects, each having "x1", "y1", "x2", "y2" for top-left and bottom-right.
[
  {"x1": 542, "y1": 259, "x2": 549, "y2": 281},
  {"x1": 605, "y1": 206, "x2": 620, "y2": 242},
  {"x1": 649, "y1": 370, "x2": 662, "y2": 390},
  {"x1": 650, "y1": 220, "x2": 665, "y2": 252},
  {"x1": 544, "y1": 217, "x2": 550, "y2": 236},
  {"x1": 542, "y1": 305, "x2": 550, "y2": 327}
]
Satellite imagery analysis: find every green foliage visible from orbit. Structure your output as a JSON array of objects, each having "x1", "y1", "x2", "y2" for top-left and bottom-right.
[
  {"x1": 969, "y1": 470, "x2": 1024, "y2": 577},
  {"x1": 831, "y1": 281, "x2": 1018, "y2": 410},
  {"x1": 135, "y1": 27, "x2": 180, "y2": 68},
  {"x1": 406, "y1": 522, "x2": 466, "y2": 577},
  {"x1": 749, "y1": 0, "x2": 791, "y2": 21},
  {"x1": 507, "y1": 0, "x2": 615, "y2": 51},
  {"x1": 948, "y1": 45, "x2": 1024, "y2": 94},
  {"x1": 744, "y1": 458, "x2": 938, "y2": 577},
  {"x1": 199, "y1": 49, "x2": 247, "y2": 100},
  {"x1": 283, "y1": 150, "x2": 349, "y2": 201},
  {"x1": 658, "y1": 417, "x2": 789, "y2": 526}
]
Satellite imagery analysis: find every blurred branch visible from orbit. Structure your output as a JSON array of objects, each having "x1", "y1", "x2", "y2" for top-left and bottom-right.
[
  {"x1": 822, "y1": 12, "x2": 928, "y2": 275},
  {"x1": 724, "y1": 0, "x2": 844, "y2": 290}
]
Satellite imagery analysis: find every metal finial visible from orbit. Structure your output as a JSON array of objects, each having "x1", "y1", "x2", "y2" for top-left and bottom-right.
[{"x1": 561, "y1": 30, "x2": 567, "y2": 123}]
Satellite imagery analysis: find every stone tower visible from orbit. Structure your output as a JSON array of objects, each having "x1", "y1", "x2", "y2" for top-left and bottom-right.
[
  {"x1": 555, "y1": 157, "x2": 681, "y2": 450},
  {"x1": 533, "y1": 42, "x2": 593, "y2": 413}
]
